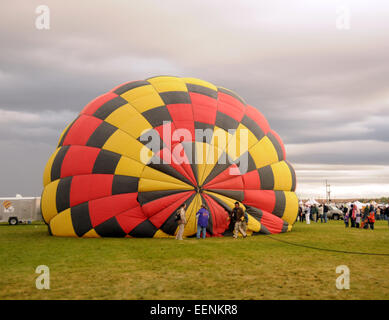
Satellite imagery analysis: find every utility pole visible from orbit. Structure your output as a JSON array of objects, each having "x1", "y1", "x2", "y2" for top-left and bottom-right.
[{"x1": 325, "y1": 180, "x2": 331, "y2": 204}]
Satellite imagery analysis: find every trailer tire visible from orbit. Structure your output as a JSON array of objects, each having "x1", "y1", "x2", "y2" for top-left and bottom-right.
[{"x1": 9, "y1": 217, "x2": 18, "y2": 225}]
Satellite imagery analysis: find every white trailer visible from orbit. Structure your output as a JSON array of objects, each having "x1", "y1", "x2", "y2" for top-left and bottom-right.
[{"x1": 0, "y1": 196, "x2": 42, "y2": 225}]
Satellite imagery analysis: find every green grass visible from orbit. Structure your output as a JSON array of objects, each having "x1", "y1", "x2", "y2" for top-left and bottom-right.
[{"x1": 0, "y1": 220, "x2": 388, "y2": 300}]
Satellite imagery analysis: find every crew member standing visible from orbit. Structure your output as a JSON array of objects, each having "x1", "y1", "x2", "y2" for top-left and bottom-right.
[
  {"x1": 232, "y1": 202, "x2": 247, "y2": 239},
  {"x1": 175, "y1": 203, "x2": 187, "y2": 240},
  {"x1": 196, "y1": 205, "x2": 209, "y2": 239}
]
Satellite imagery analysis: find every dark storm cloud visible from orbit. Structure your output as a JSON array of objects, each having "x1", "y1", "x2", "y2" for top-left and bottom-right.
[{"x1": 0, "y1": 0, "x2": 389, "y2": 196}]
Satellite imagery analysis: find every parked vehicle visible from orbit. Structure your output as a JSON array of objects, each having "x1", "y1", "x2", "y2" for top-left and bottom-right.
[
  {"x1": 326, "y1": 205, "x2": 344, "y2": 220},
  {"x1": 0, "y1": 197, "x2": 42, "y2": 225}
]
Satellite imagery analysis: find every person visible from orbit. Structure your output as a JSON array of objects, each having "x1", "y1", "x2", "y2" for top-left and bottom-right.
[
  {"x1": 368, "y1": 207, "x2": 376, "y2": 230},
  {"x1": 175, "y1": 203, "x2": 187, "y2": 240},
  {"x1": 363, "y1": 205, "x2": 370, "y2": 221},
  {"x1": 376, "y1": 206, "x2": 381, "y2": 221},
  {"x1": 323, "y1": 204, "x2": 328, "y2": 223},
  {"x1": 311, "y1": 205, "x2": 318, "y2": 222},
  {"x1": 299, "y1": 205, "x2": 305, "y2": 222},
  {"x1": 305, "y1": 205, "x2": 311, "y2": 224},
  {"x1": 355, "y1": 209, "x2": 361, "y2": 228},
  {"x1": 319, "y1": 204, "x2": 324, "y2": 223},
  {"x1": 344, "y1": 212, "x2": 349, "y2": 228},
  {"x1": 231, "y1": 202, "x2": 247, "y2": 239},
  {"x1": 298, "y1": 205, "x2": 303, "y2": 222},
  {"x1": 242, "y1": 210, "x2": 249, "y2": 234},
  {"x1": 342, "y1": 205, "x2": 348, "y2": 221},
  {"x1": 196, "y1": 205, "x2": 209, "y2": 239},
  {"x1": 349, "y1": 204, "x2": 356, "y2": 228}
]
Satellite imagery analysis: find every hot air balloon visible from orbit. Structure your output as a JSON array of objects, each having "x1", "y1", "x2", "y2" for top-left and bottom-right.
[{"x1": 41, "y1": 76, "x2": 298, "y2": 238}]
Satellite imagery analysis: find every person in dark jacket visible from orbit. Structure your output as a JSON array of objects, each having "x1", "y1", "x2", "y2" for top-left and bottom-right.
[
  {"x1": 196, "y1": 205, "x2": 209, "y2": 239},
  {"x1": 363, "y1": 205, "x2": 370, "y2": 220},
  {"x1": 349, "y1": 204, "x2": 356, "y2": 228},
  {"x1": 298, "y1": 205, "x2": 304, "y2": 222},
  {"x1": 311, "y1": 205, "x2": 319, "y2": 222},
  {"x1": 232, "y1": 202, "x2": 247, "y2": 239},
  {"x1": 323, "y1": 204, "x2": 329, "y2": 223}
]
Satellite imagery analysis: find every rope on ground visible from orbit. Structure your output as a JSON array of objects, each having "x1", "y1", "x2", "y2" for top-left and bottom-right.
[{"x1": 265, "y1": 235, "x2": 389, "y2": 256}]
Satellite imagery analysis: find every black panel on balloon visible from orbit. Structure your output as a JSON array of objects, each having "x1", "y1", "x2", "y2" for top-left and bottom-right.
[
  {"x1": 56, "y1": 176, "x2": 72, "y2": 213},
  {"x1": 159, "y1": 91, "x2": 191, "y2": 105},
  {"x1": 241, "y1": 115, "x2": 265, "y2": 141},
  {"x1": 51, "y1": 146, "x2": 70, "y2": 181},
  {"x1": 141, "y1": 106, "x2": 172, "y2": 128},
  {"x1": 129, "y1": 219, "x2": 158, "y2": 238},
  {"x1": 93, "y1": 96, "x2": 127, "y2": 120},
  {"x1": 285, "y1": 160, "x2": 297, "y2": 191},
  {"x1": 86, "y1": 122, "x2": 117, "y2": 148},
  {"x1": 215, "y1": 112, "x2": 239, "y2": 132},
  {"x1": 206, "y1": 189, "x2": 244, "y2": 202},
  {"x1": 114, "y1": 81, "x2": 150, "y2": 95},
  {"x1": 95, "y1": 217, "x2": 126, "y2": 237},
  {"x1": 258, "y1": 165, "x2": 275, "y2": 190},
  {"x1": 93, "y1": 149, "x2": 121, "y2": 174},
  {"x1": 71, "y1": 202, "x2": 92, "y2": 237},
  {"x1": 187, "y1": 84, "x2": 218, "y2": 99},
  {"x1": 112, "y1": 175, "x2": 139, "y2": 195},
  {"x1": 273, "y1": 191, "x2": 286, "y2": 218}
]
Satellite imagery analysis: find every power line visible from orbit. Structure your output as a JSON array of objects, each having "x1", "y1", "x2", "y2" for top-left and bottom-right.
[{"x1": 266, "y1": 235, "x2": 389, "y2": 257}]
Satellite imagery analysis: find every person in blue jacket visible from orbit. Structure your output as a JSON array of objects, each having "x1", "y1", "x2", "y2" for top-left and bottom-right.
[{"x1": 196, "y1": 205, "x2": 210, "y2": 239}]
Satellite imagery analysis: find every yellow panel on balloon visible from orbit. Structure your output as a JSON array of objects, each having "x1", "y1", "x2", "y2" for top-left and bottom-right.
[
  {"x1": 105, "y1": 104, "x2": 152, "y2": 139},
  {"x1": 227, "y1": 123, "x2": 259, "y2": 161},
  {"x1": 148, "y1": 76, "x2": 188, "y2": 93},
  {"x1": 114, "y1": 156, "x2": 145, "y2": 178},
  {"x1": 282, "y1": 192, "x2": 299, "y2": 225},
  {"x1": 271, "y1": 161, "x2": 293, "y2": 191},
  {"x1": 41, "y1": 179, "x2": 59, "y2": 223},
  {"x1": 120, "y1": 85, "x2": 164, "y2": 113},
  {"x1": 249, "y1": 136, "x2": 279, "y2": 169},
  {"x1": 103, "y1": 130, "x2": 153, "y2": 164},
  {"x1": 49, "y1": 209, "x2": 77, "y2": 237},
  {"x1": 183, "y1": 194, "x2": 201, "y2": 236},
  {"x1": 43, "y1": 148, "x2": 60, "y2": 187}
]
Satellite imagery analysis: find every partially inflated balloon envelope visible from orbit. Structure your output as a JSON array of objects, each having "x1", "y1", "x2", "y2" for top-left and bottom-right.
[{"x1": 42, "y1": 76, "x2": 298, "y2": 238}]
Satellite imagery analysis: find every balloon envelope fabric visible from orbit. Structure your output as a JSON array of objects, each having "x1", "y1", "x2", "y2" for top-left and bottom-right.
[{"x1": 41, "y1": 76, "x2": 298, "y2": 238}]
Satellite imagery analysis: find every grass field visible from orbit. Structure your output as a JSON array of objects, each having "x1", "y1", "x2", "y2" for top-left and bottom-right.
[{"x1": 0, "y1": 220, "x2": 388, "y2": 300}]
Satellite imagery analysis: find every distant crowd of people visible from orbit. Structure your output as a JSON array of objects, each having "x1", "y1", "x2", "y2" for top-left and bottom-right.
[
  {"x1": 341, "y1": 203, "x2": 388, "y2": 230},
  {"x1": 297, "y1": 204, "x2": 329, "y2": 224},
  {"x1": 297, "y1": 201, "x2": 389, "y2": 230}
]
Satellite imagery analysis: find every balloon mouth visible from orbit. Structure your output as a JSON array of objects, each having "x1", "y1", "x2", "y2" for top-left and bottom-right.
[{"x1": 195, "y1": 186, "x2": 203, "y2": 194}]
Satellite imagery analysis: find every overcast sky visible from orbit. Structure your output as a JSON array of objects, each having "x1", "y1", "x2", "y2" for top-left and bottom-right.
[{"x1": 0, "y1": 0, "x2": 388, "y2": 199}]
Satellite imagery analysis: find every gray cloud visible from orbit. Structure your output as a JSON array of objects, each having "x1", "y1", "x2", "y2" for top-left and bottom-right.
[{"x1": 0, "y1": 0, "x2": 388, "y2": 196}]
